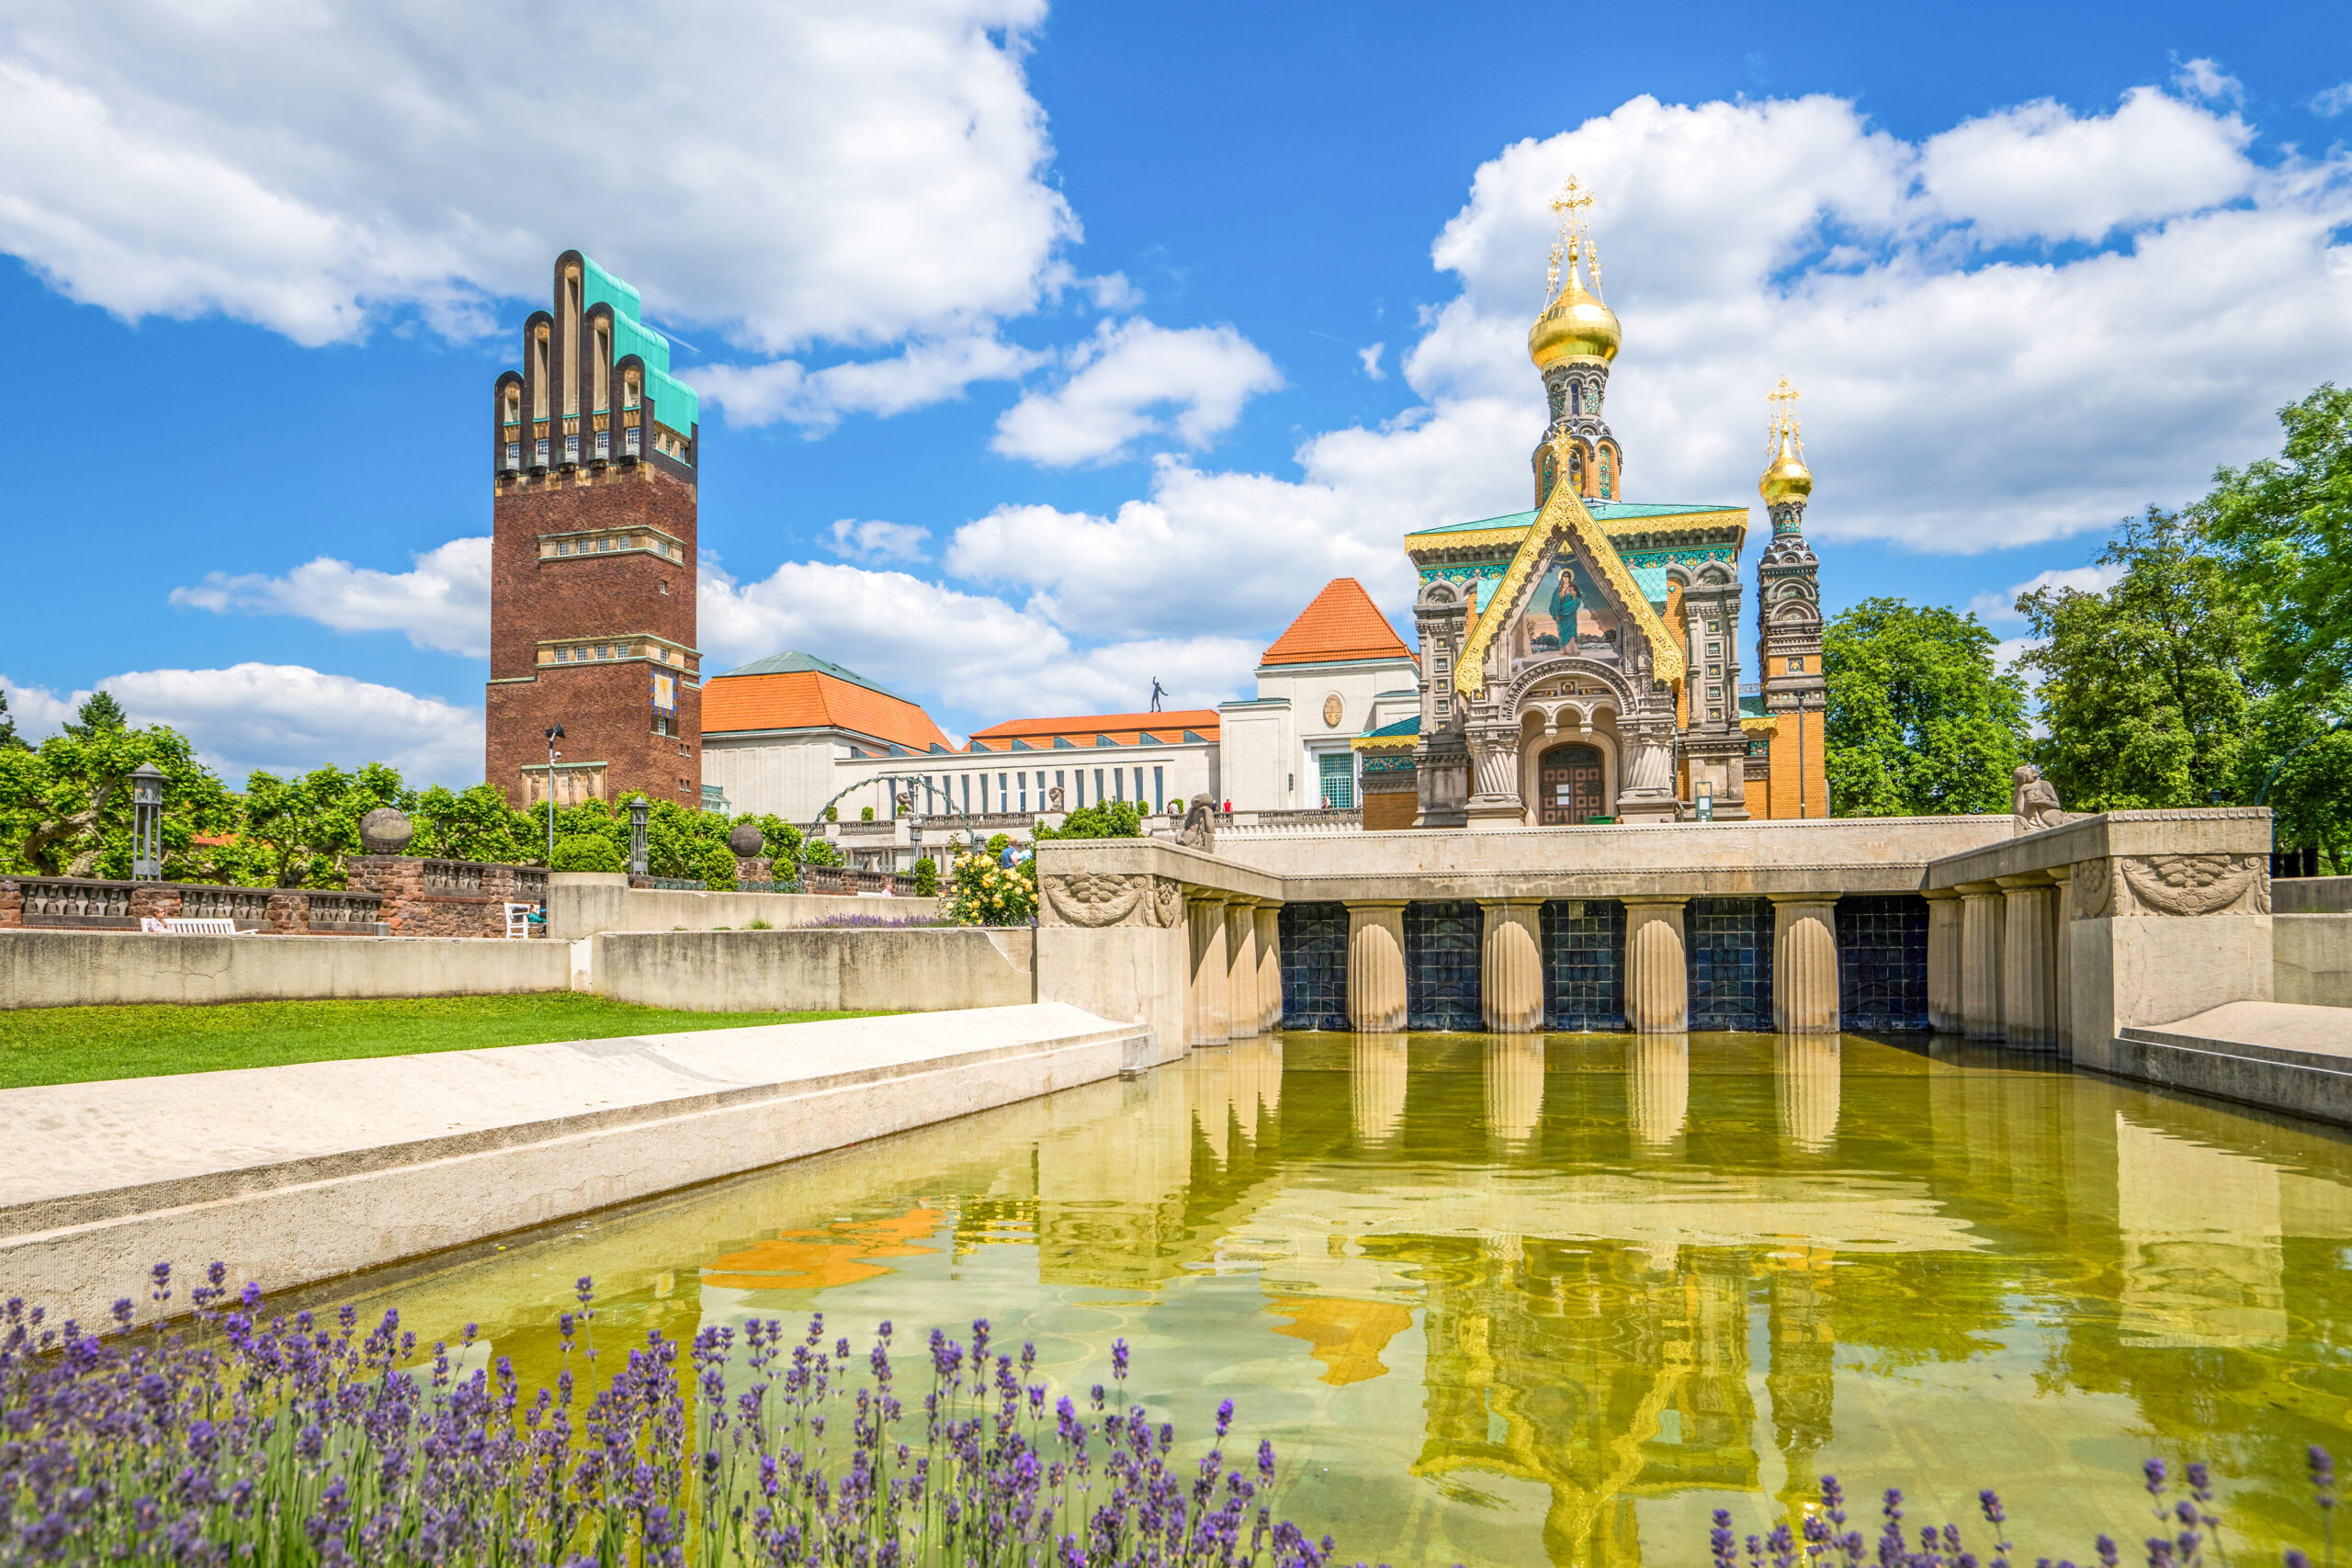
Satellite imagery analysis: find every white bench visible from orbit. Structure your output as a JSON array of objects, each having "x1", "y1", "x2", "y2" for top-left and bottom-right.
[
  {"x1": 160, "y1": 918, "x2": 243, "y2": 936},
  {"x1": 503, "y1": 903, "x2": 537, "y2": 939}
]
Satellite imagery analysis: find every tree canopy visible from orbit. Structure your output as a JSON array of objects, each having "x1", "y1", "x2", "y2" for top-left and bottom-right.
[{"x1": 1823, "y1": 598, "x2": 2027, "y2": 817}]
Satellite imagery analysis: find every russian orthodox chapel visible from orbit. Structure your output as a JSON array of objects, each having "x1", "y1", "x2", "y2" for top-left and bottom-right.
[{"x1": 1395, "y1": 183, "x2": 1829, "y2": 828}]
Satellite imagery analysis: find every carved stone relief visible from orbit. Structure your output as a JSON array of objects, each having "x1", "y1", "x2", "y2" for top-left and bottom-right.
[
  {"x1": 2116, "y1": 853, "x2": 2268, "y2": 917},
  {"x1": 2069, "y1": 857, "x2": 2112, "y2": 919},
  {"x1": 1041, "y1": 872, "x2": 1184, "y2": 929}
]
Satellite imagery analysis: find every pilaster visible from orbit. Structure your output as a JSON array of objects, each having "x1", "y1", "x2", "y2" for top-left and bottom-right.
[
  {"x1": 1224, "y1": 901, "x2": 1260, "y2": 1040},
  {"x1": 1346, "y1": 901, "x2": 1409, "y2": 1033},
  {"x1": 1621, "y1": 897, "x2": 1689, "y2": 1033},
  {"x1": 1479, "y1": 899, "x2": 1546, "y2": 1032},
  {"x1": 1923, "y1": 890, "x2": 1963, "y2": 1033},
  {"x1": 1996, "y1": 873, "x2": 2059, "y2": 1050},
  {"x1": 1770, "y1": 895, "x2": 1840, "y2": 1035},
  {"x1": 2046, "y1": 866, "x2": 2074, "y2": 1055},
  {"x1": 1253, "y1": 904, "x2": 1283, "y2": 1032},
  {"x1": 1958, "y1": 882, "x2": 2006, "y2": 1041},
  {"x1": 1188, "y1": 895, "x2": 1230, "y2": 1047}
]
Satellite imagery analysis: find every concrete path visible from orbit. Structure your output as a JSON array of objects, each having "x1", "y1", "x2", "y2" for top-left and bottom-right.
[{"x1": 0, "y1": 1004, "x2": 1150, "y2": 1327}]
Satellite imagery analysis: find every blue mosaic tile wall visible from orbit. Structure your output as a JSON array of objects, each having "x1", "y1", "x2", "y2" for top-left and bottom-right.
[
  {"x1": 1540, "y1": 898, "x2": 1626, "y2": 1030},
  {"x1": 1687, "y1": 897, "x2": 1774, "y2": 1030},
  {"x1": 1406, "y1": 901, "x2": 1483, "y2": 1031},
  {"x1": 1837, "y1": 894, "x2": 1930, "y2": 1031},
  {"x1": 1278, "y1": 902, "x2": 1349, "y2": 1030}
]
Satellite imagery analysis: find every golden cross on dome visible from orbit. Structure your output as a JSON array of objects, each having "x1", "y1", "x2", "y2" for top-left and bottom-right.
[
  {"x1": 1550, "y1": 177, "x2": 1592, "y2": 221},
  {"x1": 1768, "y1": 376, "x2": 1804, "y2": 452}
]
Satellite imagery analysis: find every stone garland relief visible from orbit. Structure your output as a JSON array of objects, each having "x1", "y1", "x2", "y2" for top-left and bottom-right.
[
  {"x1": 2070, "y1": 854, "x2": 2269, "y2": 919},
  {"x1": 1041, "y1": 873, "x2": 1184, "y2": 929}
]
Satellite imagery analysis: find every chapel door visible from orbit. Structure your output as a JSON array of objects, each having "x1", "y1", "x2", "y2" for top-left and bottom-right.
[{"x1": 1538, "y1": 744, "x2": 1607, "y2": 825}]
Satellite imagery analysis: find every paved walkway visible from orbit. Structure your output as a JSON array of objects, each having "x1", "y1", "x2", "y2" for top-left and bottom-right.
[{"x1": 0, "y1": 1004, "x2": 1148, "y2": 1326}]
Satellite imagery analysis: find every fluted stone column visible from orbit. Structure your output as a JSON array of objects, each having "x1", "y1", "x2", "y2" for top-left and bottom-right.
[
  {"x1": 1958, "y1": 882, "x2": 2006, "y2": 1042},
  {"x1": 1347, "y1": 900, "x2": 1408, "y2": 1033},
  {"x1": 1484, "y1": 1034, "x2": 1546, "y2": 1149},
  {"x1": 1622, "y1": 897, "x2": 1689, "y2": 1034},
  {"x1": 2047, "y1": 867, "x2": 2074, "y2": 1055},
  {"x1": 1188, "y1": 895, "x2": 1230, "y2": 1047},
  {"x1": 1254, "y1": 904, "x2": 1282, "y2": 1032},
  {"x1": 1997, "y1": 873, "x2": 2059, "y2": 1050},
  {"x1": 1479, "y1": 899, "x2": 1545, "y2": 1033},
  {"x1": 1924, "y1": 890, "x2": 1963, "y2": 1033},
  {"x1": 1770, "y1": 896, "x2": 1841, "y2": 1035},
  {"x1": 1225, "y1": 901, "x2": 1259, "y2": 1039},
  {"x1": 1628, "y1": 1033, "x2": 1690, "y2": 1148},
  {"x1": 1776, "y1": 1034, "x2": 1842, "y2": 1152}
]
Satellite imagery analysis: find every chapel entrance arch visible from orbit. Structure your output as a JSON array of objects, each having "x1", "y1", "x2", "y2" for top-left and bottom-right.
[{"x1": 1538, "y1": 743, "x2": 1607, "y2": 825}]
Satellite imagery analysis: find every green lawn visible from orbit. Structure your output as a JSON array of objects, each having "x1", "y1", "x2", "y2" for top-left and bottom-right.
[{"x1": 0, "y1": 994, "x2": 885, "y2": 1090}]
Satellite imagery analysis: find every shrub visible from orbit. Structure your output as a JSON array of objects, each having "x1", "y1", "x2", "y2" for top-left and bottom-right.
[
  {"x1": 860, "y1": 805, "x2": 876, "y2": 821},
  {"x1": 942, "y1": 845, "x2": 1035, "y2": 926},
  {"x1": 745, "y1": 918, "x2": 773, "y2": 930},
  {"x1": 1035, "y1": 799, "x2": 1144, "y2": 840},
  {"x1": 699, "y1": 840, "x2": 738, "y2": 891},
  {"x1": 548, "y1": 833, "x2": 621, "y2": 873},
  {"x1": 910, "y1": 856, "x2": 939, "y2": 896}
]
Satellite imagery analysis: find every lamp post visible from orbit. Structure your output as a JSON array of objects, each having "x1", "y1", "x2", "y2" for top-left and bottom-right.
[
  {"x1": 543, "y1": 725, "x2": 565, "y2": 866},
  {"x1": 628, "y1": 796, "x2": 650, "y2": 878},
  {"x1": 129, "y1": 762, "x2": 166, "y2": 881}
]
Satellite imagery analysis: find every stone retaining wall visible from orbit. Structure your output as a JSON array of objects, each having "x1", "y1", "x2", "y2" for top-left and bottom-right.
[
  {"x1": 0, "y1": 930, "x2": 571, "y2": 1010},
  {"x1": 588, "y1": 927, "x2": 1035, "y2": 1013}
]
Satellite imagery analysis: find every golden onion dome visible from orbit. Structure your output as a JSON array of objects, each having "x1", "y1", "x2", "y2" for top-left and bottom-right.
[
  {"x1": 1758, "y1": 429, "x2": 1814, "y2": 505},
  {"x1": 1528, "y1": 254, "x2": 1621, "y2": 369}
]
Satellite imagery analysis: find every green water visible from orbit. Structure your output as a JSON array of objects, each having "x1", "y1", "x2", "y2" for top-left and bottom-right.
[{"x1": 332, "y1": 1033, "x2": 2352, "y2": 1566}]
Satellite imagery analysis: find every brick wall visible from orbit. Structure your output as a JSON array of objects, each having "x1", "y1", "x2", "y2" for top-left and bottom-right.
[
  {"x1": 487, "y1": 462, "x2": 701, "y2": 807},
  {"x1": 0, "y1": 879, "x2": 383, "y2": 934},
  {"x1": 346, "y1": 858, "x2": 549, "y2": 937}
]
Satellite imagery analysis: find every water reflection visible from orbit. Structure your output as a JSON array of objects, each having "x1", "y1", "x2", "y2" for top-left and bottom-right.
[{"x1": 329, "y1": 1032, "x2": 2352, "y2": 1568}]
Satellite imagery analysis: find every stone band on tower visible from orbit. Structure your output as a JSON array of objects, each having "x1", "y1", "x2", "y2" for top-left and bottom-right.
[{"x1": 484, "y1": 251, "x2": 705, "y2": 810}]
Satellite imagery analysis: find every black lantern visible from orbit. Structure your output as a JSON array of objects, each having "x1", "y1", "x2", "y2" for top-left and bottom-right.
[
  {"x1": 130, "y1": 762, "x2": 166, "y2": 881},
  {"x1": 628, "y1": 796, "x2": 650, "y2": 877}
]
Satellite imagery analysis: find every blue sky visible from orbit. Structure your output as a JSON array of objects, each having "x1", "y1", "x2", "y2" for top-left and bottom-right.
[{"x1": 3, "y1": 0, "x2": 2349, "y2": 784}]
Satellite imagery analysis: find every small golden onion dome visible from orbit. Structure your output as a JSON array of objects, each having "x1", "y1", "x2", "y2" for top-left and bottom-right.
[
  {"x1": 1758, "y1": 430, "x2": 1814, "y2": 505},
  {"x1": 1528, "y1": 254, "x2": 1621, "y2": 369}
]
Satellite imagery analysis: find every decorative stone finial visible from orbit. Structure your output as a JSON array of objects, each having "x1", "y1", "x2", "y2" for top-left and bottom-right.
[
  {"x1": 358, "y1": 807, "x2": 413, "y2": 855},
  {"x1": 728, "y1": 822, "x2": 764, "y2": 858}
]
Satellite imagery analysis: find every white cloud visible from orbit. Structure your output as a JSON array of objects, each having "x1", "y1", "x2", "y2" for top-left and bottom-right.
[
  {"x1": 170, "y1": 537, "x2": 492, "y2": 657},
  {"x1": 2312, "y1": 83, "x2": 2352, "y2": 118},
  {"x1": 698, "y1": 558, "x2": 1256, "y2": 724},
  {"x1": 1358, "y1": 343, "x2": 1387, "y2": 380},
  {"x1": 0, "y1": 0, "x2": 1074, "y2": 412},
  {"x1": 824, "y1": 519, "x2": 931, "y2": 560},
  {"x1": 1967, "y1": 561, "x2": 2128, "y2": 625},
  {"x1": 697, "y1": 333, "x2": 1050, "y2": 432},
  {"x1": 991, "y1": 319, "x2": 1283, "y2": 466},
  {"x1": 1087, "y1": 273, "x2": 1144, "y2": 311},
  {"x1": 0, "y1": 666, "x2": 482, "y2": 784},
  {"x1": 2171, "y1": 57, "x2": 2243, "y2": 106},
  {"x1": 1920, "y1": 87, "x2": 2255, "y2": 243}
]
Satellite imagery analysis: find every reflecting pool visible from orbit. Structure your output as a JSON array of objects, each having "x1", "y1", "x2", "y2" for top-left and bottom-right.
[{"x1": 322, "y1": 1033, "x2": 2352, "y2": 1566}]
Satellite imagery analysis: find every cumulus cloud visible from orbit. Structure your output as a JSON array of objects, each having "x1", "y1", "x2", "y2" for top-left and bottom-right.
[
  {"x1": 2171, "y1": 57, "x2": 2244, "y2": 106},
  {"x1": 171, "y1": 537, "x2": 492, "y2": 657},
  {"x1": 2312, "y1": 82, "x2": 2352, "y2": 118},
  {"x1": 991, "y1": 319, "x2": 1283, "y2": 466},
  {"x1": 1967, "y1": 561, "x2": 2129, "y2": 624},
  {"x1": 1358, "y1": 343, "x2": 1387, "y2": 380},
  {"x1": 1, "y1": 666, "x2": 482, "y2": 784},
  {"x1": 698, "y1": 558, "x2": 1257, "y2": 722},
  {"x1": 824, "y1": 519, "x2": 931, "y2": 560},
  {"x1": 698, "y1": 333, "x2": 1050, "y2": 432},
  {"x1": 0, "y1": 0, "x2": 1074, "y2": 413}
]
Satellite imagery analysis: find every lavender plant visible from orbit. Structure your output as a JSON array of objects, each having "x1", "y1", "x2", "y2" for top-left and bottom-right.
[{"x1": 0, "y1": 1265, "x2": 1347, "y2": 1568}]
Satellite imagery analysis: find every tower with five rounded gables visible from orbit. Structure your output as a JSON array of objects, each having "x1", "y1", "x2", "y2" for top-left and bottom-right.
[{"x1": 485, "y1": 252, "x2": 705, "y2": 811}]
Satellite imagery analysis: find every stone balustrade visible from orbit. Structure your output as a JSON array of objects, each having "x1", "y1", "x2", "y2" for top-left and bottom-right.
[{"x1": 0, "y1": 877, "x2": 380, "y2": 935}]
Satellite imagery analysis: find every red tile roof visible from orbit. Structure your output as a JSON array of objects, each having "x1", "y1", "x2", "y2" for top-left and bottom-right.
[
  {"x1": 1261, "y1": 578, "x2": 1416, "y2": 667},
  {"x1": 702, "y1": 670, "x2": 951, "y2": 752},
  {"x1": 966, "y1": 709, "x2": 1220, "y2": 751}
]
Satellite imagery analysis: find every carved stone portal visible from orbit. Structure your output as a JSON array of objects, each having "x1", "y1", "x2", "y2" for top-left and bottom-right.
[{"x1": 1041, "y1": 872, "x2": 1183, "y2": 928}]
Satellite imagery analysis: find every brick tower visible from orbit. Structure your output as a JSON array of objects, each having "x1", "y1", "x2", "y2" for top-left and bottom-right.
[
  {"x1": 485, "y1": 252, "x2": 704, "y2": 810},
  {"x1": 1755, "y1": 379, "x2": 1829, "y2": 818}
]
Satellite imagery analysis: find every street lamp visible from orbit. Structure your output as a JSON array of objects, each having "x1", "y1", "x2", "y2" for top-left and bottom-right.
[
  {"x1": 628, "y1": 796, "x2": 650, "y2": 878},
  {"x1": 543, "y1": 725, "x2": 565, "y2": 866},
  {"x1": 129, "y1": 762, "x2": 166, "y2": 881}
]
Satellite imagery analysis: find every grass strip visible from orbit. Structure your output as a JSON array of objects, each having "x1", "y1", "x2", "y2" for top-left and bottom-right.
[{"x1": 0, "y1": 993, "x2": 888, "y2": 1089}]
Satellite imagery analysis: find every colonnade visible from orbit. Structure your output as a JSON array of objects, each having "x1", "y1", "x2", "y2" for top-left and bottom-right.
[
  {"x1": 1185, "y1": 893, "x2": 1283, "y2": 1046},
  {"x1": 1927, "y1": 871, "x2": 2071, "y2": 1051}
]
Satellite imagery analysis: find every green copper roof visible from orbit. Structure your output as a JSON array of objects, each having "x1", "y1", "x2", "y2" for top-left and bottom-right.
[
  {"x1": 1407, "y1": 500, "x2": 1746, "y2": 539},
  {"x1": 714, "y1": 650, "x2": 909, "y2": 702},
  {"x1": 581, "y1": 254, "x2": 699, "y2": 434},
  {"x1": 1364, "y1": 715, "x2": 1421, "y2": 739}
]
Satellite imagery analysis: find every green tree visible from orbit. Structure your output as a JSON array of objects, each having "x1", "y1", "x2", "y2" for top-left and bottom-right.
[
  {"x1": 2018, "y1": 510, "x2": 2261, "y2": 811},
  {"x1": 0, "y1": 723, "x2": 243, "y2": 880},
  {"x1": 0, "y1": 688, "x2": 25, "y2": 751},
  {"x1": 2196, "y1": 382, "x2": 2352, "y2": 716},
  {"x1": 1033, "y1": 800, "x2": 1143, "y2": 840},
  {"x1": 410, "y1": 784, "x2": 536, "y2": 863},
  {"x1": 1824, "y1": 597, "x2": 2027, "y2": 817},
  {"x1": 910, "y1": 856, "x2": 939, "y2": 896},
  {"x1": 550, "y1": 834, "x2": 623, "y2": 873},
  {"x1": 62, "y1": 690, "x2": 128, "y2": 742},
  {"x1": 241, "y1": 763, "x2": 413, "y2": 887},
  {"x1": 2239, "y1": 698, "x2": 2352, "y2": 872}
]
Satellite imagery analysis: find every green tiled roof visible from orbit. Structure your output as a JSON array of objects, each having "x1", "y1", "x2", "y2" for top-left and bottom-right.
[
  {"x1": 1406, "y1": 500, "x2": 1745, "y2": 539},
  {"x1": 714, "y1": 650, "x2": 909, "y2": 702},
  {"x1": 1363, "y1": 716, "x2": 1421, "y2": 739},
  {"x1": 581, "y1": 254, "x2": 698, "y2": 433}
]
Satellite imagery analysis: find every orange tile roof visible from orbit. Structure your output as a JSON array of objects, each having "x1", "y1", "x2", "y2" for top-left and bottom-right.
[
  {"x1": 1261, "y1": 578, "x2": 1416, "y2": 667},
  {"x1": 702, "y1": 670, "x2": 951, "y2": 752},
  {"x1": 966, "y1": 709, "x2": 1220, "y2": 751}
]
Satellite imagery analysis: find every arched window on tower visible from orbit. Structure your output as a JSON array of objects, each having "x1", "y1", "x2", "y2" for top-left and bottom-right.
[
  {"x1": 562, "y1": 269, "x2": 582, "y2": 419},
  {"x1": 1568, "y1": 444, "x2": 1585, "y2": 493},
  {"x1": 1540, "y1": 446, "x2": 1558, "y2": 503},
  {"x1": 1599, "y1": 445, "x2": 1615, "y2": 500},
  {"x1": 594, "y1": 321, "x2": 610, "y2": 412},
  {"x1": 531, "y1": 328, "x2": 549, "y2": 419},
  {"x1": 1569, "y1": 382, "x2": 1582, "y2": 417}
]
